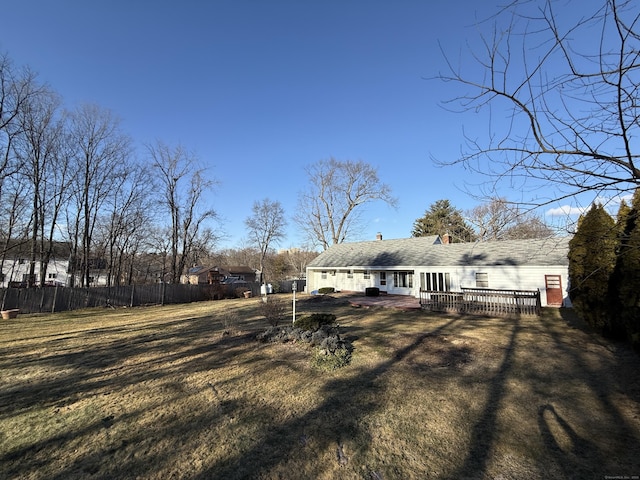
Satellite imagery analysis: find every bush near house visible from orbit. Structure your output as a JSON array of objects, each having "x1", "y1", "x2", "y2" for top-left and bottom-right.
[
  {"x1": 294, "y1": 313, "x2": 337, "y2": 331},
  {"x1": 318, "y1": 287, "x2": 336, "y2": 295},
  {"x1": 318, "y1": 287, "x2": 335, "y2": 294}
]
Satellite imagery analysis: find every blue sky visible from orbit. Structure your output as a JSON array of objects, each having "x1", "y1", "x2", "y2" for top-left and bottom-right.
[{"x1": 1, "y1": 1, "x2": 606, "y2": 249}]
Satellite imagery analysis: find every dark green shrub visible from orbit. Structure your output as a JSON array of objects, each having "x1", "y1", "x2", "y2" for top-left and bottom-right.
[
  {"x1": 318, "y1": 287, "x2": 335, "y2": 294},
  {"x1": 294, "y1": 313, "x2": 337, "y2": 331}
]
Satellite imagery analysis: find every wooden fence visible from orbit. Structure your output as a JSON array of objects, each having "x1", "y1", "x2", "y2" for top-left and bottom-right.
[
  {"x1": 0, "y1": 284, "x2": 210, "y2": 314},
  {"x1": 0, "y1": 279, "x2": 306, "y2": 315},
  {"x1": 419, "y1": 287, "x2": 541, "y2": 316}
]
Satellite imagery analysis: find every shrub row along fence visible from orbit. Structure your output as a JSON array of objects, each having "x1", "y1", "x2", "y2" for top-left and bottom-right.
[
  {"x1": 419, "y1": 287, "x2": 541, "y2": 316},
  {"x1": 0, "y1": 279, "x2": 307, "y2": 315}
]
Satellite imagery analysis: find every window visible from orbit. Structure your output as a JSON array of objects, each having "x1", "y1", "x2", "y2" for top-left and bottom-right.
[
  {"x1": 321, "y1": 271, "x2": 327, "y2": 279},
  {"x1": 420, "y1": 272, "x2": 450, "y2": 291},
  {"x1": 393, "y1": 271, "x2": 413, "y2": 288},
  {"x1": 379, "y1": 272, "x2": 386, "y2": 286},
  {"x1": 363, "y1": 270, "x2": 370, "y2": 280},
  {"x1": 48, "y1": 273, "x2": 57, "y2": 279},
  {"x1": 347, "y1": 270, "x2": 353, "y2": 279},
  {"x1": 0, "y1": 273, "x2": 5, "y2": 282},
  {"x1": 476, "y1": 272, "x2": 489, "y2": 288}
]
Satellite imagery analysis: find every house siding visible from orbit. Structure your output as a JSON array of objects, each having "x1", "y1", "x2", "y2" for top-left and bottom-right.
[
  {"x1": 306, "y1": 237, "x2": 571, "y2": 308},
  {"x1": 309, "y1": 264, "x2": 569, "y2": 307},
  {"x1": 415, "y1": 265, "x2": 570, "y2": 307},
  {"x1": 1, "y1": 258, "x2": 70, "y2": 288}
]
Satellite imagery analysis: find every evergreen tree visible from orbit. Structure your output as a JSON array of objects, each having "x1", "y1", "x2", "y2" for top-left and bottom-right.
[
  {"x1": 568, "y1": 204, "x2": 617, "y2": 331},
  {"x1": 614, "y1": 200, "x2": 632, "y2": 242},
  {"x1": 411, "y1": 199, "x2": 476, "y2": 242},
  {"x1": 610, "y1": 190, "x2": 640, "y2": 347}
]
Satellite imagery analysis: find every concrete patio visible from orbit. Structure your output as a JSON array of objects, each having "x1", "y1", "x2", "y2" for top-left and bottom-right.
[{"x1": 347, "y1": 294, "x2": 421, "y2": 311}]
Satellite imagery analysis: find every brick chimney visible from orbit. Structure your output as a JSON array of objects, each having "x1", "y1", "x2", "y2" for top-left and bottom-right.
[{"x1": 376, "y1": 232, "x2": 383, "y2": 241}]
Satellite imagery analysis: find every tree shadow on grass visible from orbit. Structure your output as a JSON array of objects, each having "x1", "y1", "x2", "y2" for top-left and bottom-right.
[
  {"x1": 446, "y1": 316, "x2": 521, "y2": 479},
  {"x1": 0, "y1": 312, "x2": 278, "y2": 478},
  {"x1": 192, "y1": 317, "x2": 462, "y2": 479},
  {"x1": 537, "y1": 403, "x2": 605, "y2": 480},
  {"x1": 5, "y1": 305, "x2": 639, "y2": 479},
  {"x1": 545, "y1": 309, "x2": 640, "y2": 477}
]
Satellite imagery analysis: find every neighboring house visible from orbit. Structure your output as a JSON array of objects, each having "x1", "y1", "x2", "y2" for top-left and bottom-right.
[
  {"x1": 306, "y1": 236, "x2": 571, "y2": 307},
  {"x1": 185, "y1": 266, "x2": 214, "y2": 285},
  {"x1": 225, "y1": 266, "x2": 259, "y2": 282},
  {"x1": 184, "y1": 265, "x2": 257, "y2": 285},
  {"x1": 73, "y1": 257, "x2": 109, "y2": 287},
  {"x1": 0, "y1": 256, "x2": 70, "y2": 288}
]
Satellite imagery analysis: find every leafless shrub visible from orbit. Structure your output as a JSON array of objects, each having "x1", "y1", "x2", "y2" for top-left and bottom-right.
[{"x1": 258, "y1": 295, "x2": 287, "y2": 326}]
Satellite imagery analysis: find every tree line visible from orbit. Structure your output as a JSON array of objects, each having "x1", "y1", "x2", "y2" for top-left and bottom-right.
[
  {"x1": 0, "y1": 52, "x2": 398, "y2": 287},
  {"x1": 0, "y1": 52, "x2": 223, "y2": 287},
  {"x1": 411, "y1": 198, "x2": 553, "y2": 242}
]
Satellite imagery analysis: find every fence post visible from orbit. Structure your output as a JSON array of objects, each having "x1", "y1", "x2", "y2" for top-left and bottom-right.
[
  {"x1": 51, "y1": 285, "x2": 58, "y2": 313},
  {"x1": 39, "y1": 288, "x2": 45, "y2": 312}
]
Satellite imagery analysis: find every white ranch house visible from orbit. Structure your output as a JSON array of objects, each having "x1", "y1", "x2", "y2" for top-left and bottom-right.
[{"x1": 306, "y1": 235, "x2": 571, "y2": 308}]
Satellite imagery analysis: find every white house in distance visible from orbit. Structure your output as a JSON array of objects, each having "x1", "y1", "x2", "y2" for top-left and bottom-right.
[
  {"x1": 0, "y1": 256, "x2": 70, "y2": 288},
  {"x1": 305, "y1": 235, "x2": 571, "y2": 307}
]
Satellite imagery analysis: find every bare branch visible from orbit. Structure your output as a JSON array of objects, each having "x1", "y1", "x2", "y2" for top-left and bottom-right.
[{"x1": 436, "y1": 0, "x2": 640, "y2": 209}]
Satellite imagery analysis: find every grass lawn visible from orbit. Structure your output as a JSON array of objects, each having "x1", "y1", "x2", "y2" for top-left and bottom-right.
[{"x1": 1, "y1": 293, "x2": 639, "y2": 479}]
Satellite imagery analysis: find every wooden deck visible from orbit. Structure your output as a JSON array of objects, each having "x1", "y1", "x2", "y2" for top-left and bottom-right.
[{"x1": 419, "y1": 288, "x2": 541, "y2": 316}]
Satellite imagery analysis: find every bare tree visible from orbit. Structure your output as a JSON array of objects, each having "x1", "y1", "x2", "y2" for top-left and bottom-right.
[
  {"x1": 0, "y1": 53, "x2": 42, "y2": 189},
  {"x1": 245, "y1": 198, "x2": 287, "y2": 284},
  {"x1": 98, "y1": 161, "x2": 154, "y2": 286},
  {"x1": 0, "y1": 53, "x2": 44, "y2": 262},
  {"x1": 284, "y1": 246, "x2": 319, "y2": 279},
  {"x1": 145, "y1": 226, "x2": 173, "y2": 283},
  {"x1": 295, "y1": 158, "x2": 397, "y2": 250},
  {"x1": 467, "y1": 197, "x2": 554, "y2": 241},
  {"x1": 13, "y1": 86, "x2": 71, "y2": 286},
  {"x1": 66, "y1": 104, "x2": 131, "y2": 287},
  {"x1": 213, "y1": 246, "x2": 261, "y2": 273},
  {"x1": 0, "y1": 175, "x2": 31, "y2": 285},
  {"x1": 147, "y1": 141, "x2": 218, "y2": 283},
  {"x1": 437, "y1": 0, "x2": 640, "y2": 209}
]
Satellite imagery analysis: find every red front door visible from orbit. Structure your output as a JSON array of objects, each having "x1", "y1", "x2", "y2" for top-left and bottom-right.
[{"x1": 545, "y1": 275, "x2": 563, "y2": 306}]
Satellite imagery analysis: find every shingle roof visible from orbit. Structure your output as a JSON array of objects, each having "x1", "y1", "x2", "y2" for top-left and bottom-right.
[{"x1": 306, "y1": 236, "x2": 570, "y2": 269}]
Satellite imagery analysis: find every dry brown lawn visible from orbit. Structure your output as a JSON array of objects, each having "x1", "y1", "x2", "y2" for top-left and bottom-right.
[{"x1": 1, "y1": 294, "x2": 639, "y2": 479}]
